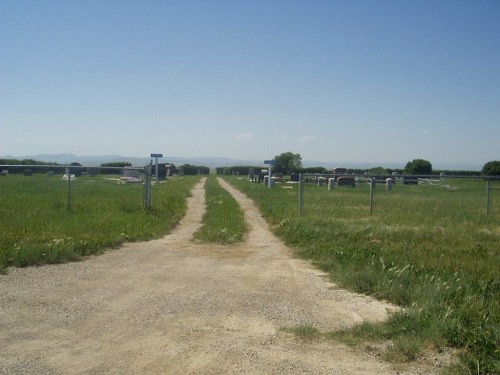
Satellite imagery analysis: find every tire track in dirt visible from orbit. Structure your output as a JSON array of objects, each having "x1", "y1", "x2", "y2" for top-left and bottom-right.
[{"x1": 0, "y1": 177, "x2": 441, "y2": 374}]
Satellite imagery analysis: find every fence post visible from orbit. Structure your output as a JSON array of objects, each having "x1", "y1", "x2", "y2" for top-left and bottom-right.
[
  {"x1": 67, "y1": 166, "x2": 72, "y2": 212},
  {"x1": 486, "y1": 178, "x2": 491, "y2": 215},
  {"x1": 144, "y1": 162, "x2": 152, "y2": 209},
  {"x1": 299, "y1": 173, "x2": 304, "y2": 217},
  {"x1": 370, "y1": 178, "x2": 375, "y2": 215}
]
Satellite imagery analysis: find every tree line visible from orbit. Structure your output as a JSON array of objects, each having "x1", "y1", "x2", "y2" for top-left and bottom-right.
[
  {"x1": 2, "y1": 156, "x2": 499, "y2": 177},
  {"x1": 0, "y1": 159, "x2": 210, "y2": 176},
  {"x1": 215, "y1": 153, "x2": 500, "y2": 177}
]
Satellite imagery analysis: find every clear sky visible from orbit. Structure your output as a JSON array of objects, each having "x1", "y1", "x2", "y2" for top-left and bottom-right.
[{"x1": 1, "y1": 1, "x2": 499, "y2": 169}]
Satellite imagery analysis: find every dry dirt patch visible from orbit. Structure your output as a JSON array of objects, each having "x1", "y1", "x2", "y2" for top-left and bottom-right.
[{"x1": 1, "y1": 177, "x2": 442, "y2": 374}]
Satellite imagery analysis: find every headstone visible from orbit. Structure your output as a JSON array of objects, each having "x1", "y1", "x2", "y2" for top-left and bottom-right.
[
  {"x1": 337, "y1": 176, "x2": 355, "y2": 188},
  {"x1": 386, "y1": 178, "x2": 393, "y2": 192},
  {"x1": 328, "y1": 178, "x2": 335, "y2": 191}
]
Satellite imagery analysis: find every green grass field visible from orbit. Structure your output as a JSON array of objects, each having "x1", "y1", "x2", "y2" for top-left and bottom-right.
[
  {"x1": 225, "y1": 176, "x2": 500, "y2": 374},
  {"x1": 2, "y1": 172, "x2": 498, "y2": 373},
  {"x1": 0, "y1": 174, "x2": 200, "y2": 271}
]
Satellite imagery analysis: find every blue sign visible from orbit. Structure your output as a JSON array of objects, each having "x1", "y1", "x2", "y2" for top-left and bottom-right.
[
  {"x1": 150, "y1": 153, "x2": 163, "y2": 158},
  {"x1": 264, "y1": 159, "x2": 275, "y2": 165}
]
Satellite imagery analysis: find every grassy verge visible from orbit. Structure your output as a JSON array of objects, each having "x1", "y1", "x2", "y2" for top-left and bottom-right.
[
  {"x1": 0, "y1": 174, "x2": 199, "y2": 271},
  {"x1": 193, "y1": 175, "x2": 246, "y2": 244},
  {"x1": 224, "y1": 176, "x2": 500, "y2": 374}
]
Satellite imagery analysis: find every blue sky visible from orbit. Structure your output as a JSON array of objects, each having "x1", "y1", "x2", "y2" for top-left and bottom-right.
[{"x1": 1, "y1": 1, "x2": 499, "y2": 169}]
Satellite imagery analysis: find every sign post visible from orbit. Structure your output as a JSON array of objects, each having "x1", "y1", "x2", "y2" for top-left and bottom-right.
[
  {"x1": 264, "y1": 159, "x2": 275, "y2": 189},
  {"x1": 150, "y1": 153, "x2": 163, "y2": 181}
]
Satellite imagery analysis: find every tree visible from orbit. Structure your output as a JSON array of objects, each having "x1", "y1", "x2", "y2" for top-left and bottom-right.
[
  {"x1": 404, "y1": 159, "x2": 432, "y2": 175},
  {"x1": 273, "y1": 152, "x2": 302, "y2": 174},
  {"x1": 100, "y1": 162, "x2": 132, "y2": 168},
  {"x1": 179, "y1": 164, "x2": 209, "y2": 175},
  {"x1": 368, "y1": 166, "x2": 390, "y2": 175},
  {"x1": 482, "y1": 160, "x2": 500, "y2": 176}
]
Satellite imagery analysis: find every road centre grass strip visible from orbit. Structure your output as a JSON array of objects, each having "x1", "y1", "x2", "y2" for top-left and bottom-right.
[{"x1": 193, "y1": 175, "x2": 246, "y2": 244}]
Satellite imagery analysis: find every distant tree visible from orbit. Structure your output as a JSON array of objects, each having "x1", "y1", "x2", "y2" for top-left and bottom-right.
[
  {"x1": 0, "y1": 158, "x2": 59, "y2": 174},
  {"x1": 179, "y1": 164, "x2": 209, "y2": 175},
  {"x1": 100, "y1": 162, "x2": 132, "y2": 168},
  {"x1": 180, "y1": 164, "x2": 197, "y2": 175},
  {"x1": 368, "y1": 166, "x2": 390, "y2": 175},
  {"x1": 482, "y1": 160, "x2": 500, "y2": 176},
  {"x1": 404, "y1": 159, "x2": 432, "y2": 175},
  {"x1": 301, "y1": 167, "x2": 327, "y2": 174},
  {"x1": 197, "y1": 166, "x2": 210, "y2": 175},
  {"x1": 273, "y1": 152, "x2": 303, "y2": 174}
]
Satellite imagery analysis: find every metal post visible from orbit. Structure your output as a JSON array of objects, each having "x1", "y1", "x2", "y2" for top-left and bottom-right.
[
  {"x1": 299, "y1": 173, "x2": 304, "y2": 216},
  {"x1": 370, "y1": 178, "x2": 375, "y2": 215},
  {"x1": 144, "y1": 162, "x2": 152, "y2": 209},
  {"x1": 67, "y1": 165, "x2": 72, "y2": 212},
  {"x1": 486, "y1": 178, "x2": 491, "y2": 215},
  {"x1": 143, "y1": 166, "x2": 148, "y2": 208},
  {"x1": 268, "y1": 165, "x2": 272, "y2": 188},
  {"x1": 155, "y1": 157, "x2": 159, "y2": 181},
  {"x1": 148, "y1": 161, "x2": 153, "y2": 208}
]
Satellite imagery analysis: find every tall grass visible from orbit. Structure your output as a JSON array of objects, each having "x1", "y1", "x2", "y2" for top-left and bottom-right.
[
  {"x1": 225, "y1": 176, "x2": 500, "y2": 374},
  {"x1": 193, "y1": 176, "x2": 246, "y2": 244},
  {"x1": 0, "y1": 174, "x2": 199, "y2": 271}
]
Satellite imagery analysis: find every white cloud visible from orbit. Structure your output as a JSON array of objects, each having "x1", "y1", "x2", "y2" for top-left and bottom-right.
[
  {"x1": 422, "y1": 129, "x2": 436, "y2": 140},
  {"x1": 235, "y1": 133, "x2": 255, "y2": 141},
  {"x1": 300, "y1": 135, "x2": 316, "y2": 141}
]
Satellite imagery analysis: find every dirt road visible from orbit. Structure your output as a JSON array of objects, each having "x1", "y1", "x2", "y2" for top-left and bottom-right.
[{"x1": 1, "y1": 178, "x2": 438, "y2": 374}]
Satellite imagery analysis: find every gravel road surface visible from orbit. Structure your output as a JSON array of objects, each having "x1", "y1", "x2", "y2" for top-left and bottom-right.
[{"x1": 1, "y1": 177, "x2": 446, "y2": 374}]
